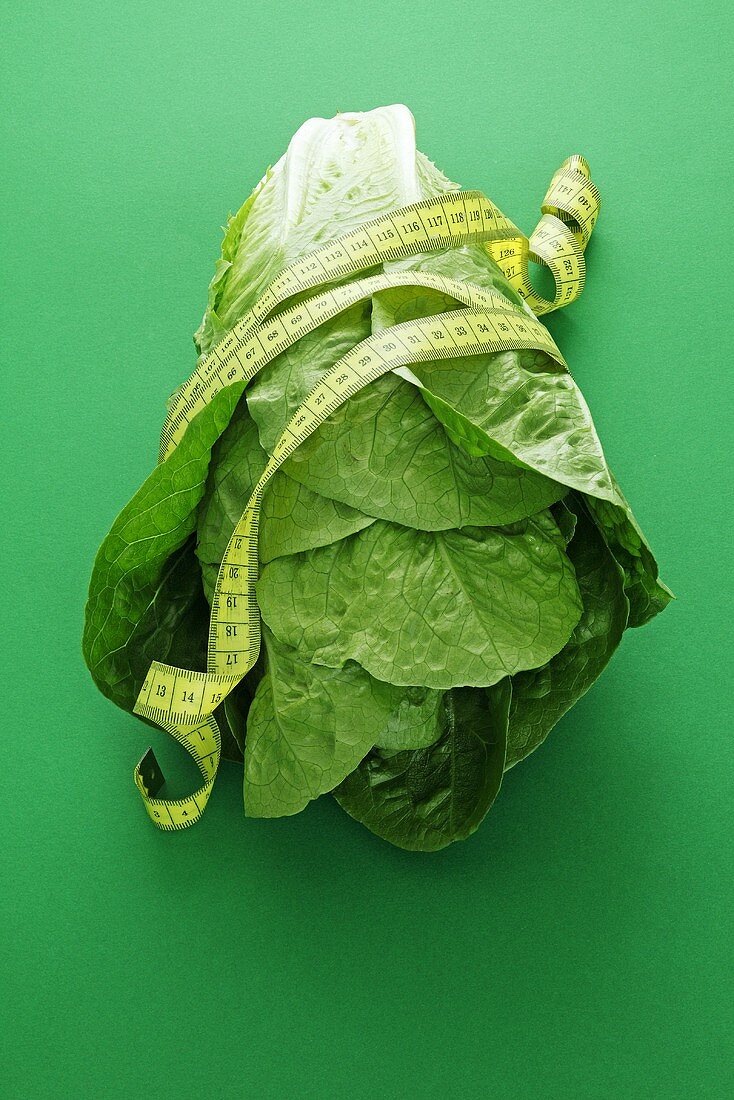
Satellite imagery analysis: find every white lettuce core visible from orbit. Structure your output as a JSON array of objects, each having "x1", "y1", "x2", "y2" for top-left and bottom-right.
[{"x1": 195, "y1": 104, "x2": 457, "y2": 353}]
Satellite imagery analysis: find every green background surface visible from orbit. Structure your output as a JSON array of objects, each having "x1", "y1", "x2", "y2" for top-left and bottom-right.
[{"x1": 3, "y1": 1, "x2": 732, "y2": 1096}]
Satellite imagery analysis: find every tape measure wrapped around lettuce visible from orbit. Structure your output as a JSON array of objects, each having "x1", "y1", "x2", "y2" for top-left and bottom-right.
[{"x1": 82, "y1": 104, "x2": 671, "y2": 850}]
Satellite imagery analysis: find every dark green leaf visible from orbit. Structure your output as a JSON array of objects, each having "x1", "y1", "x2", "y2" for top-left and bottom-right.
[
  {"x1": 334, "y1": 680, "x2": 511, "y2": 851},
  {"x1": 82, "y1": 380, "x2": 243, "y2": 711},
  {"x1": 506, "y1": 497, "x2": 629, "y2": 767}
]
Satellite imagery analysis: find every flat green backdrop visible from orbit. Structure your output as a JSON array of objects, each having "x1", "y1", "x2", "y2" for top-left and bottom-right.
[{"x1": 3, "y1": 1, "x2": 731, "y2": 1096}]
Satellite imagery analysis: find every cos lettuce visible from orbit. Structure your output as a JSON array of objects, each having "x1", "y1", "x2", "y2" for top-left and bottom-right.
[{"x1": 83, "y1": 105, "x2": 671, "y2": 850}]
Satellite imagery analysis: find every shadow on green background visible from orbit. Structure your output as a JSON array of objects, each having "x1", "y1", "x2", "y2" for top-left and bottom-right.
[{"x1": 3, "y1": 1, "x2": 731, "y2": 1096}]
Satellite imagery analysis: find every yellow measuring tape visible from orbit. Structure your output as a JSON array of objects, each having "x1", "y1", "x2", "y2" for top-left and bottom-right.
[{"x1": 133, "y1": 155, "x2": 600, "y2": 829}]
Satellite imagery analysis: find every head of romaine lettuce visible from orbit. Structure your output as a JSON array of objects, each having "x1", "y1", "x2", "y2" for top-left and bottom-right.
[{"x1": 83, "y1": 104, "x2": 671, "y2": 850}]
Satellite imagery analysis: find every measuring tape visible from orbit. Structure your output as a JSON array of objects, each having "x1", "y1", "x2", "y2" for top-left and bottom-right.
[{"x1": 132, "y1": 155, "x2": 600, "y2": 829}]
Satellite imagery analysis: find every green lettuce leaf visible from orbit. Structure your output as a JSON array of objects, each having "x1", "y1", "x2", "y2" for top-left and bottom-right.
[
  {"x1": 506, "y1": 496, "x2": 629, "y2": 767},
  {"x1": 584, "y1": 476, "x2": 673, "y2": 627},
  {"x1": 334, "y1": 679, "x2": 511, "y2": 851},
  {"x1": 85, "y1": 535, "x2": 244, "y2": 762},
  {"x1": 257, "y1": 513, "x2": 583, "y2": 689},
  {"x1": 371, "y1": 251, "x2": 615, "y2": 493},
  {"x1": 193, "y1": 168, "x2": 274, "y2": 357},
  {"x1": 406, "y1": 354, "x2": 671, "y2": 622},
  {"x1": 394, "y1": 345, "x2": 617, "y2": 500},
  {"x1": 244, "y1": 628, "x2": 443, "y2": 817},
  {"x1": 280, "y1": 370, "x2": 567, "y2": 530},
  {"x1": 83, "y1": 382, "x2": 245, "y2": 710}
]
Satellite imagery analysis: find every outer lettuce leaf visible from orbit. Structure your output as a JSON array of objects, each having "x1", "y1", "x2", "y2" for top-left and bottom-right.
[
  {"x1": 585, "y1": 476, "x2": 673, "y2": 627},
  {"x1": 506, "y1": 496, "x2": 629, "y2": 767},
  {"x1": 122, "y1": 539, "x2": 207, "y2": 690},
  {"x1": 83, "y1": 382, "x2": 245, "y2": 711},
  {"x1": 257, "y1": 513, "x2": 582, "y2": 690},
  {"x1": 244, "y1": 628, "x2": 443, "y2": 817},
  {"x1": 374, "y1": 245, "x2": 603, "y2": 484},
  {"x1": 84, "y1": 534, "x2": 244, "y2": 762},
  {"x1": 396, "y1": 346, "x2": 617, "y2": 501},
  {"x1": 193, "y1": 169, "x2": 274, "y2": 357},
  {"x1": 334, "y1": 679, "x2": 511, "y2": 851},
  {"x1": 372, "y1": 248, "x2": 615, "y2": 495}
]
